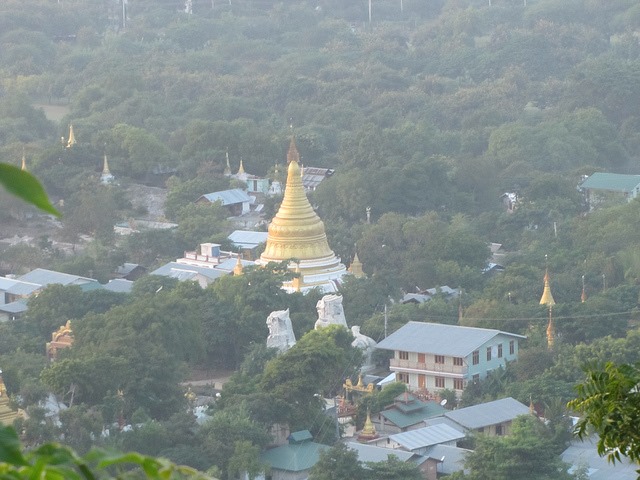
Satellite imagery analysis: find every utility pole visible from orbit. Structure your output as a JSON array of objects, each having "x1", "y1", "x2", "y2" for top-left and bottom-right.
[
  {"x1": 368, "y1": 0, "x2": 372, "y2": 24},
  {"x1": 384, "y1": 303, "x2": 388, "y2": 338},
  {"x1": 122, "y1": 0, "x2": 127, "y2": 30}
]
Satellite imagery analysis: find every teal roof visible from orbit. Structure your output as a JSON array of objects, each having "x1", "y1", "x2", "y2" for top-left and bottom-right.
[
  {"x1": 580, "y1": 173, "x2": 640, "y2": 193},
  {"x1": 260, "y1": 441, "x2": 329, "y2": 472},
  {"x1": 288, "y1": 430, "x2": 313, "y2": 443},
  {"x1": 381, "y1": 401, "x2": 448, "y2": 429}
]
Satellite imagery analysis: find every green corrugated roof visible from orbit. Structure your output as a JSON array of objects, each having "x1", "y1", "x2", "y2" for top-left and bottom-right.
[
  {"x1": 288, "y1": 430, "x2": 313, "y2": 443},
  {"x1": 260, "y1": 441, "x2": 329, "y2": 472},
  {"x1": 381, "y1": 402, "x2": 448, "y2": 429},
  {"x1": 580, "y1": 173, "x2": 640, "y2": 193}
]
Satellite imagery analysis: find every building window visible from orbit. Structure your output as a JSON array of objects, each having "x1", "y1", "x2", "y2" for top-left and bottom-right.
[
  {"x1": 435, "y1": 377, "x2": 445, "y2": 388},
  {"x1": 498, "y1": 343, "x2": 503, "y2": 358},
  {"x1": 472, "y1": 350, "x2": 479, "y2": 365},
  {"x1": 453, "y1": 357, "x2": 463, "y2": 366},
  {"x1": 472, "y1": 374, "x2": 480, "y2": 384},
  {"x1": 509, "y1": 340, "x2": 515, "y2": 355},
  {"x1": 454, "y1": 378, "x2": 464, "y2": 390},
  {"x1": 486, "y1": 346, "x2": 492, "y2": 361},
  {"x1": 435, "y1": 355, "x2": 445, "y2": 364},
  {"x1": 399, "y1": 351, "x2": 409, "y2": 360},
  {"x1": 397, "y1": 373, "x2": 409, "y2": 384},
  {"x1": 495, "y1": 424, "x2": 504, "y2": 436}
]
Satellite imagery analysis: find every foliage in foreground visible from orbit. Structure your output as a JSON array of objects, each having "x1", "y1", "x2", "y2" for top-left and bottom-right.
[{"x1": 0, "y1": 424, "x2": 211, "y2": 479}]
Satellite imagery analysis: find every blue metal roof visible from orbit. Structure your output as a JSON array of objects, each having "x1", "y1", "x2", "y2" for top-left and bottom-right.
[
  {"x1": 444, "y1": 397, "x2": 530, "y2": 430},
  {"x1": 18, "y1": 268, "x2": 97, "y2": 287},
  {"x1": 390, "y1": 423, "x2": 465, "y2": 451},
  {"x1": 150, "y1": 262, "x2": 229, "y2": 282}
]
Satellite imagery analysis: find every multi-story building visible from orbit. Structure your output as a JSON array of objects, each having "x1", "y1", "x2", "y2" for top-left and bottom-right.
[{"x1": 376, "y1": 322, "x2": 525, "y2": 396}]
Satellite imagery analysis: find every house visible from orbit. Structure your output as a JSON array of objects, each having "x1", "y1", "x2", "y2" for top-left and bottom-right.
[
  {"x1": 579, "y1": 172, "x2": 640, "y2": 210},
  {"x1": 425, "y1": 397, "x2": 531, "y2": 436},
  {"x1": 18, "y1": 269, "x2": 100, "y2": 291},
  {"x1": 375, "y1": 322, "x2": 526, "y2": 396},
  {"x1": 256, "y1": 430, "x2": 328, "y2": 480},
  {"x1": 115, "y1": 263, "x2": 147, "y2": 281},
  {"x1": 195, "y1": 188, "x2": 252, "y2": 216},
  {"x1": 375, "y1": 393, "x2": 447, "y2": 434},
  {"x1": 370, "y1": 423, "x2": 465, "y2": 456}
]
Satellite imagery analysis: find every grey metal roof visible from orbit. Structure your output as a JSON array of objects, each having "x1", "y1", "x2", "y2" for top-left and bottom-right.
[
  {"x1": 444, "y1": 397, "x2": 530, "y2": 430},
  {"x1": 198, "y1": 188, "x2": 251, "y2": 206},
  {"x1": 346, "y1": 442, "x2": 424, "y2": 464},
  {"x1": 0, "y1": 278, "x2": 41, "y2": 296},
  {"x1": 116, "y1": 263, "x2": 140, "y2": 276},
  {"x1": 103, "y1": 279, "x2": 133, "y2": 293},
  {"x1": 18, "y1": 268, "x2": 97, "y2": 287},
  {"x1": 562, "y1": 436, "x2": 638, "y2": 480},
  {"x1": 0, "y1": 300, "x2": 28, "y2": 314},
  {"x1": 214, "y1": 258, "x2": 255, "y2": 272},
  {"x1": 423, "y1": 444, "x2": 470, "y2": 475},
  {"x1": 227, "y1": 230, "x2": 268, "y2": 248},
  {"x1": 376, "y1": 321, "x2": 526, "y2": 357},
  {"x1": 389, "y1": 423, "x2": 465, "y2": 451},
  {"x1": 150, "y1": 262, "x2": 229, "y2": 282},
  {"x1": 580, "y1": 172, "x2": 640, "y2": 193}
]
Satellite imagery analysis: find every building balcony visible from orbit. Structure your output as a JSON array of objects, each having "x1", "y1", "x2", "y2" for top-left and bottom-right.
[{"x1": 389, "y1": 359, "x2": 468, "y2": 376}]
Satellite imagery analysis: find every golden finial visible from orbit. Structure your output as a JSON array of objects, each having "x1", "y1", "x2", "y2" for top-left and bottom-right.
[
  {"x1": 66, "y1": 124, "x2": 77, "y2": 148},
  {"x1": 233, "y1": 255, "x2": 243, "y2": 276},
  {"x1": 358, "y1": 410, "x2": 379, "y2": 441},
  {"x1": 291, "y1": 263, "x2": 303, "y2": 292},
  {"x1": 539, "y1": 257, "x2": 555, "y2": 307},
  {"x1": 237, "y1": 158, "x2": 246, "y2": 176},
  {"x1": 21, "y1": 149, "x2": 27, "y2": 171},
  {"x1": 529, "y1": 395, "x2": 535, "y2": 415}
]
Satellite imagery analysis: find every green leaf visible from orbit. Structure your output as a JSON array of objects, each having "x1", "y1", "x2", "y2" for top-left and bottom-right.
[
  {"x1": 0, "y1": 163, "x2": 60, "y2": 216},
  {"x1": 0, "y1": 426, "x2": 28, "y2": 466}
]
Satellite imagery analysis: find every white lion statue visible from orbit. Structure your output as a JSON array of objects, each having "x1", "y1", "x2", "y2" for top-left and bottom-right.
[
  {"x1": 314, "y1": 294, "x2": 348, "y2": 330},
  {"x1": 266, "y1": 309, "x2": 296, "y2": 352},
  {"x1": 351, "y1": 325, "x2": 377, "y2": 371}
]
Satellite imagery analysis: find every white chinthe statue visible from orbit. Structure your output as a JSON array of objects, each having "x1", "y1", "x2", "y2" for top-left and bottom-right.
[
  {"x1": 351, "y1": 325, "x2": 377, "y2": 372},
  {"x1": 314, "y1": 294, "x2": 348, "y2": 330},
  {"x1": 266, "y1": 309, "x2": 297, "y2": 352}
]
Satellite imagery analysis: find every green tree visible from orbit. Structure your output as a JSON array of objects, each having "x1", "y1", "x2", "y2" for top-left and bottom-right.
[
  {"x1": 569, "y1": 361, "x2": 640, "y2": 466},
  {"x1": 366, "y1": 455, "x2": 423, "y2": 480},
  {"x1": 308, "y1": 443, "x2": 366, "y2": 480}
]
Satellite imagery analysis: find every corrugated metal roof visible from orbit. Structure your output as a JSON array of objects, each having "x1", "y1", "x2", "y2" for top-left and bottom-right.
[
  {"x1": 18, "y1": 268, "x2": 97, "y2": 287},
  {"x1": 150, "y1": 262, "x2": 229, "y2": 281},
  {"x1": 562, "y1": 437, "x2": 638, "y2": 480},
  {"x1": 376, "y1": 322, "x2": 525, "y2": 357},
  {"x1": 346, "y1": 442, "x2": 422, "y2": 464},
  {"x1": 423, "y1": 444, "x2": 470, "y2": 474},
  {"x1": 444, "y1": 397, "x2": 530, "y2": 430},
  {"x1": 214, "y1": 258, "x2": 255, "y2": 272},
  {"x1": 103, "y1": 279, "x2": 133, "y2": 293},
  {"x1": 260, "y1": 441, "x2": 329, "y2": 472},
  {"x1": 2, "y1": 279, "x2": 41, "y2": 296},
  {"x1": 198, "y1": 188, "x2": 251, "y2": 206},
  {"x1": 580, "y1": 172, "x2": 640, "y2": 193},
  {"x1": 0, "y1": 300, "x2": 28, "y2": 314},
  {"x1": 227, "y1": 230, "x2": 268, "y2": 248},
  {"x1": 389, "y1": 423, "x2": 465, "y2": 451}
]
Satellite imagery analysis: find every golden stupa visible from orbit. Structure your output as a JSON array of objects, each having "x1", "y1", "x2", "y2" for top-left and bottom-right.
[
  {"x1": 539, "y1": 263, "x2": 556, "y2": 350},
  {"x1": 257, "y1": 137, "x2": 346, "y2": 292}
]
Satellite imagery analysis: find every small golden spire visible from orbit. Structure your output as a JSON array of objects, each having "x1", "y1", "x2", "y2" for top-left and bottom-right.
[
  {"x1": 287, "y1": 136, "x2": 300, "y2": 164},
  {"x1": 237, "y1": 158, "x2": 246, "y2": 176},
  {"x1": 358, "y1": 410, "x2": 378, "y2": 441},
  {"x1": 546, "y1": 313, "x2": 555, "y2": 350},
  {"x1": 21, "y1": 149, "x2": 27, "y2": 171},
  {"x1": 348, "y1": 252, "x2": 365, "y2": 278},
  {"x1": 291, "y1": 263, "x2": 302, "y2": 292},
  {"x1": 581, "y1": 275, "x2": 587, "y2": 303},
  {"x1": 233, "y1": 255, "x2": 243, "y2": 276},
  {"x1": 529, "y1": 395, "x2": 535, "y2": 415},
  {"x1": 539, "y1": 266, "x2": 555, "y2": 307},
  {"x1": 66, "y1": 124, "x2": 77, "y2": 148}
]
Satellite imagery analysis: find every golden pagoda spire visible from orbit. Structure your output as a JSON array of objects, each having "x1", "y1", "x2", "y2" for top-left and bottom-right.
[
  {"x1": 259, "y1": 137, "x2": 336, "y2": 263},
  {"x1": 348, "y1": 252, "x2": 365, "y2": 278},
  {"x1": 529, "y1": 395, "x2": 535, "y2": 415},
  {"x1": 540, "y1": 256, "x2": 556, "y2": 350},
  {"x1": 237, "y1": 158, "x2": 245, "y2": 176},
  {"x1": 66, "y1": 124, "x2": 77, "y2": 148},
  {"x1": 21, "y1": 149, "x2": 27, "y2": 171},
  {"x1": 362, "y1": 411, "x2": 376, "y2": 436},
  {"x1": 233, "y1": 255, "x2": 243, "y2": 276},
  {"x1": 291, "y1": 263, "x2": 302, "y2": 292}
]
